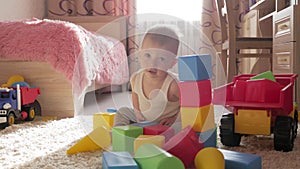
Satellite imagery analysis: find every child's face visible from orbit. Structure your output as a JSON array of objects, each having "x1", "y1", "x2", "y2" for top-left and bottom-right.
[{"x1": 139, "y1": 38, "x2": 177, "y2": 74}]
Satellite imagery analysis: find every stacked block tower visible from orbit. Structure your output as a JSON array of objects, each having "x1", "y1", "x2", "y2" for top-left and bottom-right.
[{"x1": 178, "y1": 54, "x2": 216, "y2": 148}]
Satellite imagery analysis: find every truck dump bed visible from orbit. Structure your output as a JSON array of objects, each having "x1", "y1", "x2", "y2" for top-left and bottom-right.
[{"x1": 213, "y1": 74, "x2": 297, "y2": 115}]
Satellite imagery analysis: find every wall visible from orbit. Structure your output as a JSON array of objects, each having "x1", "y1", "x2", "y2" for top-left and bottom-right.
[{"x1": 0, "y1": 0, "x2": 46, "y2": 21}]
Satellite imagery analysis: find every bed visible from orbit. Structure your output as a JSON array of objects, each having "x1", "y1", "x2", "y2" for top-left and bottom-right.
[{"x1": 0, "y1": 13, "x2": 129, "y2": 118}]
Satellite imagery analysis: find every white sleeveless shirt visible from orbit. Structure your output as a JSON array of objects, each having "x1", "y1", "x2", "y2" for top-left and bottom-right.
[{"x1": 132, "y1": 71, "x2": 180, "y2": 122}]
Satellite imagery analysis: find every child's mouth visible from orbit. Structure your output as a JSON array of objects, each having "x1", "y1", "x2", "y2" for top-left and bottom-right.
[{"x1": 148, "y1": 68, "x2": 157, "y2": 74}]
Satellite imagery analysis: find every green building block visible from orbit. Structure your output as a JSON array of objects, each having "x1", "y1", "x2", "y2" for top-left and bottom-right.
[
  {"x1": 135, "y1": 144, "x2": 185, "y2": 169},
  {"x1": 112, "y1": 125, "x2": 143, "y2": 154},
  {"x1": 250, "y1": 71, "x2": 276, "y2": 82}
]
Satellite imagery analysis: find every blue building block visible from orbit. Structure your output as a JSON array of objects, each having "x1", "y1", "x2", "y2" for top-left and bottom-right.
[
  {"x1": 219, "y1": 149, "x2": 262, "y2": 169},
  {"x1": 130, "y1": 121, "x2": 158, "y2": 128},
  {"x1": 178, "y1": 54, "x2": 212, "y2": 81},
  {"x1": 197, "y1": 127, "x2": 217, "y2": 148},
  {"x1": 102, "y1": 151, "x2": 139, "y2": 169}
]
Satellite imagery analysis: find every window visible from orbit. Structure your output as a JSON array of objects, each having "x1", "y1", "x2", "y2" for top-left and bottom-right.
[{"x1": 137, "y1": 0, "x2": 202, "y2": 21}]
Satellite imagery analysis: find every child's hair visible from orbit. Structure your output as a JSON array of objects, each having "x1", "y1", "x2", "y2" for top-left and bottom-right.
[{"x1": 142, "y1": 24, "x2": 181, "y2": 53}]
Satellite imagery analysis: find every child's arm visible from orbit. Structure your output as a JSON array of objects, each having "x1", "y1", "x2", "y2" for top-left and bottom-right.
[
  {"x1": 160, "y1": 80, "x2": 180, "y2": 126},
  {"x1": 131, "y1": 74, "x2": 145, "y2": 122}
]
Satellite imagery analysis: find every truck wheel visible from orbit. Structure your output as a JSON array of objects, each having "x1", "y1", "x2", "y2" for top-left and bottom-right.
[
  {"x1": 25, "y1": 107, "x2": 35, "y2": 121},
  {"x1": 32, "y1": 100, "x2": 42, "y2": 116},
  {"x1": 7, "y1": 113, "x2": 15, "y2": 126},
  {"x1": 219, "y1": 113, "x2": 241, "y2": 147},
  {"x1": 274, "y1": 116, "x2": 295, "y2": 152}
]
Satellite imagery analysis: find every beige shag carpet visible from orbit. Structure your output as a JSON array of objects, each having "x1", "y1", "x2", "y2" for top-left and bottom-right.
[{"x1": 0, "y1": 117, "x2": 299, "y2": 169}]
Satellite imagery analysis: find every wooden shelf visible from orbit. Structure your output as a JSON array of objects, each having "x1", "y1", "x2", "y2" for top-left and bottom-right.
[
  {"x1": 259, "y1": 11, "x2": 275, "y2": 22},
  {"x1": 250, "y1": 0, "x2": 275, "y2": 11}
]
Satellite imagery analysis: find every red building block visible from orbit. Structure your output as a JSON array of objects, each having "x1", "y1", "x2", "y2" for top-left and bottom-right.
[
  {"x1": 179, "y1": 80, "x2": 212, "y2": 107},
  {"x1": 163, "y1": 126, "x2": 204, "y2": 168},
  {"x1": 143, "y1": 124, "x2": 175, "y2": 142}
]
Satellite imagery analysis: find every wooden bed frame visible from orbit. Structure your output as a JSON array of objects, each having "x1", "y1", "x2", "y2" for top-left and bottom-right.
[{"x1": 0, "y1": 15, "x2": 127, "y2": 118}]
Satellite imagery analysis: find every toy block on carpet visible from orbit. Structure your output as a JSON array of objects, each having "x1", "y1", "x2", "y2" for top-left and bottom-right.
[
  {"x1": 130, "y1": 121, "x2": 158, "y2": 128},
  {"x1": 163, "y1": 126, "x2": 204, "y2": 168},
  {"x1": 134, "y1": 135, "x2": 165, "y2": 153},
  {"x1": 143, "y1": 124, "x2": 175, "y2": 142},
  {"x1": 178, "y1": 79, "x2": 212, "y2": 107},
  {"x1": 178, "y1": 54, "x2": 212, "y2": 81},
  {"x1": 102, "y1": 151, "x2": 139, "y2": 169},
  {"x1": 181, "y1": 104, "x2": 215, "y2": 132},
  {"x1": 93, "y1": 112, "x2": 116, "y2": 130},
  {"x1": 194, "y1": 147, "x2": 225, "y2": 169},
  {"x1": 219, "y1": 149, "x2": 262, "y2": 169},
  {"x1": 112, "y1": 125, "x2": 143, "y2": 154},
  {"x1": 67, "y1": 126, "x2": 111, "y2": 155},
  {"x1": 196, "y1": 126, "x2": 217, "y2": 148},
  {"x1": 135, "y1": 144, "x2": 184, "y2": 169}
]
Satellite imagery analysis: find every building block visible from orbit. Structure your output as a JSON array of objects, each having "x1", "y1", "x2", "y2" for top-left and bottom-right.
[
  {"x1": 197, "y1": 126, "x2": 217, "y2": 148},
  {"x1": 112, "y1": 125, "x2": 143, "y2": 154},
  {"x1": 178, "y1": 54, "x2": 212, "y2": 81},
  {"x1": 250, "y1": 70, "x2": 276, "y2": 82},
  {"x1": 130, "y1": 121, "x2": 158, "y2": 128},
  {"x1": 102, "y1": 151, "x2": 139, "y2": 169},
  {"x1": 163, "y1": 126, "x2": 204, "y2": 168},
  {"x1": 135, "y1": 144, "x2": 184, "y2": 169},
  {"x1": 194, "y1": 147, "x2": 225, "y2": 169},
  {"x1": 67, "y1": 127, "x2": 111, "y2": 155},
  {"x1": 143, "y1": 124, "x2": 175, "y2": 142},
  {"x1": 134, "y1": 135, "x2": 165, "y2": 153},
  {"x1": 219, "y1": 149, "x2": 262, "y2": 169},
  {"x1": 93, "y1": 112, "x2": 116, "y2": 130},
  {"x1": 178, "y1": 79, "x2": 212, "y2": 107},
  {"x1": 181, "y1": 104, "x2": 215, "y2": 132}
]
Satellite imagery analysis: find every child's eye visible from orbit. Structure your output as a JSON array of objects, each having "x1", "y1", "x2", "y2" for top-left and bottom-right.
[
  {"x1": 143, "y1": 53, "x2": 151, "y2": 58},
  {"x1": 159, "y1": 57, "x2": 166, "y2": 62}
]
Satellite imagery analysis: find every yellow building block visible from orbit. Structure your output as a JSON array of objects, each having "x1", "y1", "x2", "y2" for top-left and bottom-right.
[
  {"x1": 134, "y1": 135, "x2": 165, "y2": 153},
  {"x1": 235, "y1": 109, "x2": 271, "y2": 135},
  {"x1": 93, "y1": 113, "x2": 116, "y2": 130},
  {"x1": 181, "y1": 104, "x2": 215, "y2": 132},
  {"x1": 67, "y1": 126, "x2": 111, "y2": 155},
  {"x1": 194, "y1": 147, "x2": 224, "y2": 169}
]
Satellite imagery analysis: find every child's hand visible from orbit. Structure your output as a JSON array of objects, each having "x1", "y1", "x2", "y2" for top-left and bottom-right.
[
  {"x1": 160, "y1": 116, "x2": 177, "y2": 126},
  {"x1": 135, "y1": 112, "x2": 145, "y2": 122}
]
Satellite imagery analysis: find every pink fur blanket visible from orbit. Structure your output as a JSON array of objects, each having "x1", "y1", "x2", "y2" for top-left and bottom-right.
[{"x1": 0, "y1": 18, "x2": 129, "y2": 94}]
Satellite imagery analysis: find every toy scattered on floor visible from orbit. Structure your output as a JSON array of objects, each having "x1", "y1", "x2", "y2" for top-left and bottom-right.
[
  {"x1": 66, "y1": 126, "x2": 111, "y2": 155},
  {"x1": 112, "y1": 125, "x2": 143, "y2": 154},
  {"x1": 93, "y1": 112, "x2": 116, "y2": 130},
  {"x1": 143, "y1": 124, "x2": 175, "y2": 142},
  {"x1": 219, "y1": 149, "x2": 262, "y2": 169},
  {"x1": 194, "y1": 147, "x2": 225, "y2": 169},
  {"x1": 213, "y1": 72, "x2": 298, "y2": 152},
  {"x1": 135, "y1": 144, "x2": 185, "y2": 169},
  {"x1": 134, "y1": 135, "x2": 165, "y2": 153},
  {"x1": 163, "y1": 126, "x2": 204, "y2": 167},
  {"x1": 102, "y1": 151, "x2": 139, "y2": 169},
  {"x1": 0, "y1": 75, "x2": 41, "y2": 129}
]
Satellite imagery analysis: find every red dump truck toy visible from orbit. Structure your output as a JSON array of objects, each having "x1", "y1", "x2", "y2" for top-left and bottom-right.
[
  {"x1": 0, "y1": 84, "x2": 41, "y2": 129},
  {"x1": 213, "y1": 74, "x2": 298, "y2": 152}
]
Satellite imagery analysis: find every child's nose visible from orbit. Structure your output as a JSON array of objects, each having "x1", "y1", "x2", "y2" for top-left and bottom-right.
[{"x1": 149, "y1": 59, "x2": 159, "y2": 68}]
